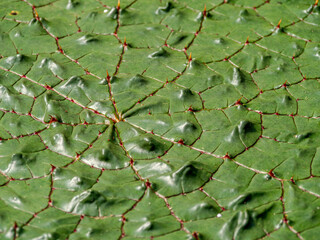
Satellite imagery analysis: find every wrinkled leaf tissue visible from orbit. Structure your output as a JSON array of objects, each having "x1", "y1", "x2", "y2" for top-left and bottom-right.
[{"x1": 0, "y1": 0, "x2": 320, "y2": 239}]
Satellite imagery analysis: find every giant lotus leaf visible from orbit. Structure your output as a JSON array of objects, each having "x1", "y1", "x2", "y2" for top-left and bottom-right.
[{"x1": 0, "y1": 0, "x2": 320, "y2": 239}]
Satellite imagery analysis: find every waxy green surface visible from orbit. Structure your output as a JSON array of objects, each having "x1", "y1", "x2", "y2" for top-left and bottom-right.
[{"x1": 0, "y1": 0, "x2": 320, "y2": 239}]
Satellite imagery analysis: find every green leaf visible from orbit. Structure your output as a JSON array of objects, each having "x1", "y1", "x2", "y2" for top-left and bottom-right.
[{"x1": 0, "y1": 0, "x2": 320, "y2": 239}]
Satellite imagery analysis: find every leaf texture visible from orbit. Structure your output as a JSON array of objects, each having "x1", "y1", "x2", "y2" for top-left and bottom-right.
[{"x1": 0, "y1": 0, "x2": 320, "y2": 239}]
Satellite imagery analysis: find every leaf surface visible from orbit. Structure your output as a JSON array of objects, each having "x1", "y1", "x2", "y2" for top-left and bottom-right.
[{"x1": 0, "y1": 0, "x2": 320, "y2": 239}]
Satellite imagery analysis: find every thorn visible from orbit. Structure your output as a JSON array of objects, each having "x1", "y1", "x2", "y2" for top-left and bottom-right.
[
  {"x1": 315, "y1": 0, "x2": 319, "y2": 6},
  {"x1": 282, "y1": 80, "x2": 288, "y2": 88},
  {"x1": 34, "y1": 8, "x2": 40, "y2": 21},
  {"x1": 188, "y1": 52, "x2": 192, "y2": 62},
  {"x1": 245, "y1": 36, "x2": 249, "y2": 45},
  {"x1": 123, "y1": 37, "x2": 127, "y2": 48},
  {"x1": 192, "y1": 232, "x2": 200, "y2": 240},
  {"x1": 50, "y1": 164, "x2": 56, "y2": 173},
  {"x1": 117, "y1": 0, "x2": 120, "y2": 10},
  {"x1": 57, "y1": 41, "x2": 63, "y2": 53},
  {"x1": 268, "y1": 169, "x2": 275, "y2": 178},
  {"x1": 235, "y1": 96, "x2": 243, "y2": 105},
  {"x1": 106, "y1": 70, "x2": 110, "y2": 80},
  {"x1": 49, "y1": 116, "x2": 58, "y2": 124},
  {"x1": 177, "y1": 139, "x2": 184, "y2": 145},
  {"x1": 276, "y1": 19, "x2": 282, "y2": 28},
  {"x1": 44, "y1": 84, "x2": 52, "y2": 90},
  {"x1": 10, "y1": 10, "x2": 18, "y2": 16},
  {"x1": 290, "y1": 176, "x2": 295, "y2": 183},
  {"x1": 145, "y1": 180, "x2": 151, "y2": 188},
  {"x1": 203, "y1": 4, "x2": 207, "y2": 16},
  {"x1": 223, "y1": 153, "x2": 231, "y2": 160},
  {"x1": 187, "y1": 106, "x2": 194, "y2": 112}
]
